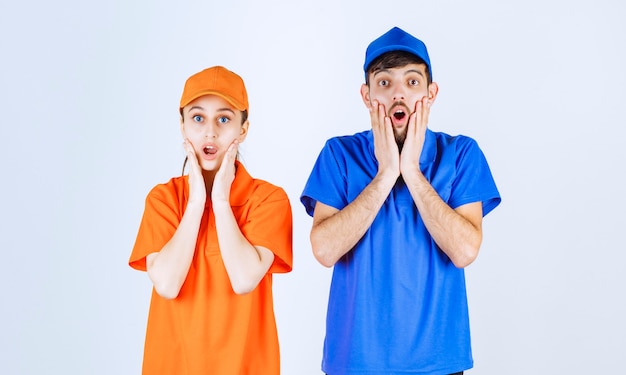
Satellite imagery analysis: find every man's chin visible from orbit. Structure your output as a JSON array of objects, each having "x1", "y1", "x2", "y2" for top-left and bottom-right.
[
  {"x1": 391, "y1": 117, "x2": 409, "y2": 128},
  {"x1": 393, "y1": 125, "x2": 407, "y2": 137},
  {"x1": 394, "y1": 131, "x2": 407, "y2": 150}
]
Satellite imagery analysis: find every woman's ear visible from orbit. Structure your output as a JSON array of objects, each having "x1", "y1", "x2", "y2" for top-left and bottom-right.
[{"x1": 238, "y1": 120, "x2": 250, "y2": 143}]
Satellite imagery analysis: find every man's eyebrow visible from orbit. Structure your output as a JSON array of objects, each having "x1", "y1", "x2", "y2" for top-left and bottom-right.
[
  {"x1": 405, "y1": 69, "x2": 425, "y2": 77},
  {"x1": 372, "y1": 68, "x2": 425, "y2": 78},
  {"x1": 372, "y1": 69, "x2": 390, "y2": 78}
]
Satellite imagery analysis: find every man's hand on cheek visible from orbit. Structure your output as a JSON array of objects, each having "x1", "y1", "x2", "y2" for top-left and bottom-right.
[
  {"x1": 400, "y1": 96, "x2": 430, "y2": 178},
  {"x1": 370, "y1": 100, "x2": 400, "y2": 179}
]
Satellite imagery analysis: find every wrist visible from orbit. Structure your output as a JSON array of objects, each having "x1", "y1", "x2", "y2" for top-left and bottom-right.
[
  {"x1": 401, "y1": 167, "x2": 427, "y2": 187},
  {"x1": 211, "y1": 198, "x2": 230, "y2": 209},
  {"x1": 184, "y1": 200, "x2": 206, "y2": 216},
  {"x1": 373, "y1": 170, "x2": 398, "y2": 190}
]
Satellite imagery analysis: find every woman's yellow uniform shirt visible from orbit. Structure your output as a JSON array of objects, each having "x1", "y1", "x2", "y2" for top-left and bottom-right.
[{"x1": 130, "y1": 161, "x2": 293, "y2": 375}]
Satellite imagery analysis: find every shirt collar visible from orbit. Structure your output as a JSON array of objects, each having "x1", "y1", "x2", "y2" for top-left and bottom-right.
[{"x1": 229, "y1": 160, "x2": 254, "y2": 206}]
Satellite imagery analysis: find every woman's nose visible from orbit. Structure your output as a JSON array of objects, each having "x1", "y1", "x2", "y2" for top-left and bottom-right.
[{"x1": 204, "y1": 124, "x2": 217, "y2": 138}]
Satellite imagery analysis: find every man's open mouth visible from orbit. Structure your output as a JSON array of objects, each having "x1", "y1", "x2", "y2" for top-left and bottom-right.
[{"x1": 393, "y1": 110, "x2": 406, "y2": 121}]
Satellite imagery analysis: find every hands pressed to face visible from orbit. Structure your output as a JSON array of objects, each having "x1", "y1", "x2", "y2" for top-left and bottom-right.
[
  {"x1": 183, "y1": 138, "x2": 207, "y2": 205},
  {"x1": 183, "y1": 138, "x2": 239, "y2": 205},
  {"x1": 180, "y1": 95, "x2": 248, "y2": 205},
  {"x1": 210, "y1": 139, "x2": 239, "y2": 203},
  {"x1": 370, "y1": 95, "x2": 431, "y2": 180}
]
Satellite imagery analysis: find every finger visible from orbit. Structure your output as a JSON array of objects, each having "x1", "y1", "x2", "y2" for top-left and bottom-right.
[
  {"x1": 183, "y1": 139, "x2": 197, "y2": 166},
  {"x1": 420, "y1": 96, "x2": 430, "y2": 128},
  {"x1": 369, "y1": 100, "x2": 381, "y2": 128},
  {"x1": 404, "y1": 111, "x2": 416, "y2": 143},
  {"x1": 370, "y1": 100, "x2": 383, "y2": 139},
  {"x1": 225, "y1": 139, "x2": 239, "y2": 163},
  {"x1": 410, "y1": 98, "x2": 426, "y2": 133},
  {"x1": 377, "y1": 102, "x2": 387, "y2": 128},
  {"x1": 369, "y1": 99, "x2": 378, "y2": 113},
  {"x1": 377, "y1": 102, "x2": 392, "y2": 141},
  {"x1": 183, "y1": 139, "x2": 203, "y2": 177},
  {"x1": 217, "y1": 139, "x2": 238, "y2": 176},
  {"x1": 183, "y1": 138, "x2": 194, "y2": 157},
  {"x1": 383, "y1": 112, "x2": 394, "y2": 141},
  {"x1": 183, "y1": 139, "x2": 195, "y2": 156}
]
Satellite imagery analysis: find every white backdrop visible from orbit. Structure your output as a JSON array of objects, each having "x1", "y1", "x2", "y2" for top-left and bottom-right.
[{"x1": 1, "y1": 0, "x2": 625, "y2": 374}]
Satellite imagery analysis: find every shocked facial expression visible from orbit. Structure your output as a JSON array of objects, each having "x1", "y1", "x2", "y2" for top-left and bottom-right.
[
  {"x1": 180, "y1": 95, "x2": 248, "y2": 172},
  {"x1": 361, "y1": 63, "x2": 438, "y2": 145}
]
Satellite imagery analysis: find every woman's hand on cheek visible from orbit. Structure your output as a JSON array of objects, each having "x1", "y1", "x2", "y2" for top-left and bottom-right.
[
  {"x1": 212, "y1": 139, "x2": 239, "y2": 204},
  {"x1": 183, "y1": 139, "x2": 207, "y2": 206}
]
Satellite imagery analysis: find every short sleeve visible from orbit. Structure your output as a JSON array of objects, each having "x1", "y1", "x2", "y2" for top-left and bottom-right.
[
  {"x1": 448, "y1": 137, "x2": 501, "y2": 216},
  {"x1": 239, "y1": 186, "x2": 293, "y2": 274},
  {"x1": 128, "y1": 184, "x2": 182, "y2": 271},
  {"x1": 300, "y1": 139, "x2": 349, "y2": 217}
]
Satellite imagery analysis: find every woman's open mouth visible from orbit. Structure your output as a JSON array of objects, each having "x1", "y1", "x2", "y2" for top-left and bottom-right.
[{"x1": 203, "y1": 146, "x2": 217, "y2": 155}]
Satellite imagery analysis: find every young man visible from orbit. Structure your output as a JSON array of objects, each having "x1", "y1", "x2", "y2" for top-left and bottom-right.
[{"x1": 301, "y1": 27, "x2": 501, "y2": 375}]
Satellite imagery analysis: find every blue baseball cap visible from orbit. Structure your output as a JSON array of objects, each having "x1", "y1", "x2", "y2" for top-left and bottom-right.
[{"x1": 363, "y1": 27, "x2": 432, "y2": 80}]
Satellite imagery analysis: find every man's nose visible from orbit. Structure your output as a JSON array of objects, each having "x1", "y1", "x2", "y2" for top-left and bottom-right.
[{"x1": 392, "y1": 86, "x2": 406, "y2": 101}]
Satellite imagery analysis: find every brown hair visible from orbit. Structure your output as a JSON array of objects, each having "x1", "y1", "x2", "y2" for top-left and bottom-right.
[{"x1": 365, "y1": 51, "x2": 432, "y2": 86}]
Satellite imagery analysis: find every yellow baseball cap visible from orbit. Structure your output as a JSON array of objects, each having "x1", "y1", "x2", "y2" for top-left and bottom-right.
[{"x1": 179, "y1": 66, "x2": 248, "y2": 111}]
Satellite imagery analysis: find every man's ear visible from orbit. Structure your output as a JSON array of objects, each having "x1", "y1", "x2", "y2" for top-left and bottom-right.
[
  {"x1": 360, "y1": 84, "x2": 372, "y2": 109},
  {"x1": 427, "y1": 82, "x2": 439, "y2": 105}
]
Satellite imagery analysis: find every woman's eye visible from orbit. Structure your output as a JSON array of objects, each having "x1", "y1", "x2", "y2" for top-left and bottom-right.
[
  {"x1": 218, "y1": 116, "x2": 230, "y2": 124},
  {"x1": 193, "y1": 115, "x2": 203, "y2": 123}
]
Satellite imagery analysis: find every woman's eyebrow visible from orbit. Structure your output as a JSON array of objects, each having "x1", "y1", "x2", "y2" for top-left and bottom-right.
[
  {"x1": 186, "y1": 105, "x2": 204, "y2": 114},
  {"x1": 186, "y1": 106, "x2": 235, "y2": 114},
  {"x1": 216, "y1": 108, "x2": 235, "y2": 114}
]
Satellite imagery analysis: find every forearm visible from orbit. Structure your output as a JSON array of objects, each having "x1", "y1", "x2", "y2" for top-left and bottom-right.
[
  {"x1": 146, "y1": 202, "x2": 205, "y2": 299},
  {"x1": 212, "y1": 201, "x2": 274, "y2": 295},
  {"x1": 310, "y1": 172, "x2": 396, "y2": 267},
  {"x1": 403, "y1": 171, "x2": 482, "y2": 268}
]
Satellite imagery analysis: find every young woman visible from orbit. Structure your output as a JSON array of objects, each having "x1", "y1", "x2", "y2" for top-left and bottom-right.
[{"x1": 129, "y1": 66, "x2": 293, "y2": 374}]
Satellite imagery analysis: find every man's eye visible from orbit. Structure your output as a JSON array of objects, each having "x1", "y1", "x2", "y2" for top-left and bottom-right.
[
  {"x1": 193, "y1": 115, "x2": 203, "y2": 122},
  {"x1": 409, "y1": 79, "x2": 419, "y2": 86},
  {"x1": 378, "y1": 80, "x2": 389, "y2": 87},
  {"x1": 218, "y1": 116, "x2": 230, "y2": 124}
]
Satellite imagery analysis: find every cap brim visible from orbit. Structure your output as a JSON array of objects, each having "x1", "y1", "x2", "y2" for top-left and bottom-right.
[{"x1": 180, "y1": 90, "x2": 247, "y2": 111}]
